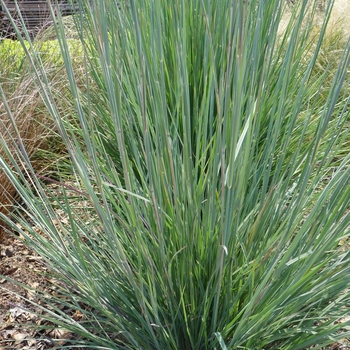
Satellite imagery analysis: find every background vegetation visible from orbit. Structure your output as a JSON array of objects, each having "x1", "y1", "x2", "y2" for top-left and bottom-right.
[
  {"x1": 0, "y1": 0, "x2": 349, "y2": 348},
  {"x1": 0, "y1": 34, "x2": 84, "y2": 238}
]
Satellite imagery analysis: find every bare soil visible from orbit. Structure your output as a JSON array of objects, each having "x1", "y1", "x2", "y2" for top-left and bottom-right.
[{"x1": 0, "y1": 233, "x2": 84, "y2": 349}]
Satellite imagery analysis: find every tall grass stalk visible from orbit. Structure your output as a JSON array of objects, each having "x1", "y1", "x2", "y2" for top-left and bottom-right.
[{"x1": 1, "y1": 0, "x2": 350, "y2": 348}]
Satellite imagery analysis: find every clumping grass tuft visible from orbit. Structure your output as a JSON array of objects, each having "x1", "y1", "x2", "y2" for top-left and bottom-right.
[
  {"x1": 1, "y1": 0, "x2": 350, "y2": 349},
  {"x1": 0, "y1": 38, "x2": 83, "y2": 238}
]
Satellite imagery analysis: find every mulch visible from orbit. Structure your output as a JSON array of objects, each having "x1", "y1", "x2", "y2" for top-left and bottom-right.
[{"x1": 0, "y1": 233, "x2": 83, "y2": 349}]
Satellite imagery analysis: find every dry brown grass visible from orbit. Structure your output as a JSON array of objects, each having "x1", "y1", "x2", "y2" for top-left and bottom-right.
[
  {"x1": 0, "y1": 42, "x2": 77, "y2": 240},
  {"x1": 0, "y1": 77, "x2": 55, "y2": 239},
  {"x1": 0, "y1": 30, "x2": 89, "y2": 240}
]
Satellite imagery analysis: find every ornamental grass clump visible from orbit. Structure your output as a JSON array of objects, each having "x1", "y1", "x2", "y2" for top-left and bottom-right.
[{"x1": 1, "y1": 0, "x2": 350, "y2": 348}]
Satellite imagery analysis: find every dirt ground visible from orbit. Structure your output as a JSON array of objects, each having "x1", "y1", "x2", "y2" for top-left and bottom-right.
[{"x1": 0, "y1": 233, "x2": 84, "y2": 349}]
